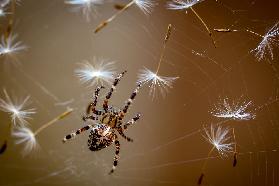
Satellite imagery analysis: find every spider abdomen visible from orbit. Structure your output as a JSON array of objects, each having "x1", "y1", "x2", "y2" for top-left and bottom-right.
[{"x1": 87, "y1": 124, "x2": 114, "y2": 151}]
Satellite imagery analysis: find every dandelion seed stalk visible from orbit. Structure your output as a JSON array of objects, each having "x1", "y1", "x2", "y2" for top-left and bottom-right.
[
  {"x1": 156, "y1": 24, "x2": 172, "y2": 74},
  {"x1": 189, "y1": 7, "x2": 216, "y2": 48},
  {"x1": 94, "y1": 0, "x2": 134, "y2": 33},
  {"x1": 33, "y1": 108, "x2": 73, "y2": 136},
  {"x1": 167, "y1": 0, "x2": 216, "y2": 47},
  {"x1": 214, "y1": 28, "x2": 264, "y2": 38},
  {"x1": 4, "y1": 0, "x2": 16, "y2": 39},
  {"x1": 198, "y1": 147, "x2": 214, "y2": 185},
  {"x1": 199, "y1": 125, "x2": 235, "y2": 184},
  {"x1": 232, "y1": 128, "x2": 238, "y2": 167},
  {"x1": 137, "y1": 24, "x2": 178, "y2": 99}
]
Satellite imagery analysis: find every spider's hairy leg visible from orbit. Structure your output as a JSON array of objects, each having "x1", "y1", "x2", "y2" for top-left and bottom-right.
[
  {"x1": 82, "y1": 115, "x2": 98, "y2": 122},
  {"x1": 62, "y1": 125, "x2": 94, "y2": 143},
  {"x1": 119, "y1": 83, "x2": 142, "y2": 119},
  {"x1": 109, "y1": 135, "x2": 120, "y2": 174},
  {"x1": 86, "y1": 86, "x2": 105, "y2": 115},
  {"x1": 103, "y1": 71, "x2": 127, "y2": 112},
  {"x1": 123, "y1": 113, "x2": 141, "y2": 129},
  {"x1": 116, "y1": 113, "x2": 141, "y2": 142},
  {"x1": 116, "y1": 126, "x2": 133, "y2": 142}
]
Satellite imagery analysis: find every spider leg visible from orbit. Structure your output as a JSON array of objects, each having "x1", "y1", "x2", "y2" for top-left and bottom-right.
[
  {"x1": 115, "y1": 113, "x2": 141, "y2": 142},
  {"x1": 103, "y1": 71, "x2": 127, "y2": 112},
  {"x1": 119, "y1": 83, "x2": 141, "y2": 120},
  {"x1": 62, "y1": 125, "x2": 94, "y2": 143},
  {"x1": 109, "y1": 135, "x2": 120, "y2": 174},
  {"x1": 116, "y1": 127, "x2": 133, "y2": 142},
  {"x1": 123, "y1": 113, "x2": 141, "y2": 130},
  {"x1": 82, "y1": 115, "x2": 98, "y2": 122},
  {"x1": 86, "y1": 86, "x2": 105, "y2": 115}
]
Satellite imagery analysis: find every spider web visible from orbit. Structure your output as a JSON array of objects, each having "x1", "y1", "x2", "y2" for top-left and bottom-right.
[{"x1": 0, "y1": 0, "x2": 279, "y2": 186}]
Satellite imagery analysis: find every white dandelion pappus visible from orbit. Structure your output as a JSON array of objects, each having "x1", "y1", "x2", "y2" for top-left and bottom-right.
[
  {"x1": 134, "y1": 0, "x2": 155, "y2": 14},
  {"x1": 64, "y1": 0, "x2": 104, "y2": 21},
  {"x1": 94, "y1": 0, "x2": 155, "y2": 33},
  {"x1": 0, "y1": 7, "x2": 8, "y2": 17},
  {"x1": 167, "y1": 0, "x2": 205, "y2": 10},
  {"x1": 0, "y1": 0, "x2": 10, "y2": 8},
  {"x1": 251, "y1": 22, "x2": 279, "y2": 61},
  {"x1": 12, "y1": 127, "x2": 38, "y2": 156},
  {"x1": 211, "y1": 97, "x2": 255, "y2": 121},
  {"x1": 75, "y1": 58, "x2": 116, "y2": 87},
  {"x1": 0, "y1": 33, "x2": 26, "y2": 56},
  {"x1": 137, "y1": 67, "x2": 178, "y2": 99},
  {"x1": 12, "y1": 108, "x2": 73, "y2": 156},
  {"x1": 0, "y1": 89, "x2": 36, "y2": 126},
  {"x1": 203, "y1": 125, "x2": 234, "y2": 157}
]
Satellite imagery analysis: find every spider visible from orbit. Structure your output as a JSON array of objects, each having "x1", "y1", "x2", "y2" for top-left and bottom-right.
[{"x1": 62, "y1": 71, "x2": 142, "y2": 174}]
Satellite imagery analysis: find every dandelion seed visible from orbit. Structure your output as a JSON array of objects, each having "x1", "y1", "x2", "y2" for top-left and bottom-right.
[
  {"x1": 211, "y1": 97, "x2": 256, "y2": 121},
  {"x1": 134, "y1": 0, "x2": 155, "y2": 14},
  {"x1": 75, "y1": 58, "x2": 116, "y2": 87},
  {"x1": 198, "y1": 124, "x2": 234, "y2": 185},
  {"x1": 0, "y1": 89, "x2": 36, "y2": 126},
  {"x1": 203, "y1": 125, "x2": 234, "y2": 157},
  {"x1": 64, "y1": 0, "x2": 104, "y2": 21},
  {"x1": 214, "y1": 23, "x2": 279, "y2": 61},
  {"x1": 166, "y1": 0, "x2": 205, "y2": 10},
  {"x1": 137, "y1": 67, "x2": 178, "y2": 99},
  {"x1": 13, "y1": 108, "x2": 73, "y2": 155},
  {"x1": 12, "y1": 127, "x2": 37, "y2": 155},
  {"x1": 197, "y1": 173, "x2": 204, "y2": 185},
  {"x1": 94, "y1": 0, "x2": 155, "y2": 33},
  {"x1": 0, "y1": 33, "x2": 26, "y2": 56},
  {"x1": 251, "y1": 22, "x2": 279, "y2": 61},
  {"x1": 0, "y1": 140, "x2": 8, "y2": 154},
  {"x1": 233, "y1": 153, "x2": 237, "y2": 167},
  {"x1": 138, "y1": 24, "x2": 178, "y2": 99},
  {"x1": 167, "y1": 0, "x2": 216, "y2": 47}
]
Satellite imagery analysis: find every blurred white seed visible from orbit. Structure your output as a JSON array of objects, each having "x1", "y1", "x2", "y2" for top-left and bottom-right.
[
  {"x1": 0, "y1": 33, "x2": 26, "y2": 56},
  {"x1": 251, "y1": 22, "x2": 279, "y2": 61},
  {"x1": 75, "y1": 58, "x2": 116, "y2": 87},
  {"x1": 166, "y1": 0, "x2": 205, "y2": 10},
  {"x1": 64, "y1": 0, "x2": 104, "y2": 21},
  {"x1": 203, "y1": 125, "x2": 234, "y2": 157},
  {"x1": 0, "y1": 89, "x2": 36, "y2": 126},
  {"x1": 211, "y1": 97, "x2": 256, "y2": 121},
  {"x1": 137, "y1": 67, "x2": 178, "y2": 99}
]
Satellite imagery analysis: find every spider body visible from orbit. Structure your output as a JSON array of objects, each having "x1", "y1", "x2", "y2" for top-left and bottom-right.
[
  {"x1": 88, "y1": 124, "x2": 114, "y2": 151},
  {"x1": 63, "y1": 71, "x2": 142, "y2": 174}
]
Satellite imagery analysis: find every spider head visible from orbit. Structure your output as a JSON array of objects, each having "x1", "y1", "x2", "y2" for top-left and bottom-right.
[{"x1": 100, "y1": 107, "x2": 120, "y2": 128}]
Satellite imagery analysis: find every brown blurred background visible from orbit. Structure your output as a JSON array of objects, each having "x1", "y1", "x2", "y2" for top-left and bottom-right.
[{"x1": 0, "y1": 0, "x2": 279, "y2": 185}]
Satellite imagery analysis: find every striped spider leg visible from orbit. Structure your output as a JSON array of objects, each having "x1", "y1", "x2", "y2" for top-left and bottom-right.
[
  {"x1": 116, "y1": 83, "x2": 142, "y2": 142},
  {"x1": 109, "y1": 134, "x2": 120, "y2": 174},
  {"x1": 116, "y1": 113, "x2": 141, "y2": 142},
  {"x1": 103, "y1": 71, "x2": 127, "y2": 112},
  {"x1": 62, "y1": 124, "x2": 94, "y2": 143},
  {"x1": 83, "y1": 86, "x2": 105, "y2": 122}
]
